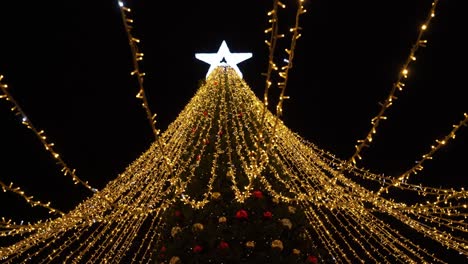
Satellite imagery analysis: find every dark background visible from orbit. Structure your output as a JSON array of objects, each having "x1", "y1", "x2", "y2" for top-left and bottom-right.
[{"x1": 0, "y1": 0, "x2": 466, "y2": 236}]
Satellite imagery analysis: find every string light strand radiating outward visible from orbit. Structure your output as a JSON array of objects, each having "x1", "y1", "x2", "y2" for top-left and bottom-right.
[
  {"x1": 117, "y1": 1, "x2": 177, "y2": 187},
  {"x1": 259, "y1": 0, "x2": 283, "y2": 126},
  {"x1": 377, "y1": 112, "x2": 468, "y2": 196},
  {"x1": 348, "y1": 0, "x2": 440, "y2": 166},
  {"x1": 0, "y1": 180, "x2": 64, "y2": 216},
  {"x1": 254, "y1": 0, "x2": 283, "y2": 179},
  {"x1": 271, "y1": 0, "x2": 306, "y2": 124},
  {"x1": 118, "y1": 1, "x2": 159, "y2": 141},
  {"x1": 0, "y1": 75, "x2": 98, "y2": 194},
  {"x1": 257, "y1": 0, "x2": 306, "y2": 172}
]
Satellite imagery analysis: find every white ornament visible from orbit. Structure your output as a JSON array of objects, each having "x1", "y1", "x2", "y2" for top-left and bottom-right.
[{"x1": 195, "y1": 40, "x2": 252, "y2": 79}]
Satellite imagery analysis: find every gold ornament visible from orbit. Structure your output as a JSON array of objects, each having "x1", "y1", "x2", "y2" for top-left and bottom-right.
[
  {"x1": 212, "y1": 192, "x2": 221, "y2": 200},
  {"x1": 280, "y1": 218, "x2": 292, "y2": 230},
  {"x1": 171, "y1": 226, "x2": 182, "y2": 237},
  {"x1": 192, "y1": 223, "x2": 204, "y2": 232},
  {"x1": 218, "y1": 216, "x2": 227, "y2": 223},
  {"x1": 246, "y1": 241, "x2": 255, "y2": 248},
  {"x1": 292, "y1": 248, "x2": 301, "y2": 255},
  {"x1": 271, "y1": 239, "x2": 283, "y2": 251},
  {"x1": 288, "y1": 206, "x2": 296, "y2": 214},
  {"x1": 169, "y1": 256, "x2": 181, "y2": 264}
]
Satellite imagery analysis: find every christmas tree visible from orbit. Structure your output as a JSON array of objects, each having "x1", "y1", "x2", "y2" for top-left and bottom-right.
[
  {"x1": 3, "y1": 61, "x2": 464, "y2": 263},
  {"x1": 0, "y1": 66, "x2": 332, "y2": 263},
  {"x1": 150, "y1": 66, "x2": 328, "y2": 264},
  {"x1": 1, "y1": 1, "x2": 467, "y2": 263}
]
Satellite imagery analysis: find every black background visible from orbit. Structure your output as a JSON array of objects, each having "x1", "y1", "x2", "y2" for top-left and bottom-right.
[{"x1": 0, "y1": 0, "x2": 466, "y2": 243}]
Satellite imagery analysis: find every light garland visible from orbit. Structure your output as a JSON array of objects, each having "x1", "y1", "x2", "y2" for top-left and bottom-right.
[
  {"x1": 273, "y1": 0, "x2": 306, "y2": 119},
  {"x1": 117, "y1": 1, "x2": 159, "y2": 140},
  {"x1": 377, "y1": 113, "x2": 468, "y2": 196},
  {"x1": 0, "y1": 180, "x2": 64, "y2": 216},
  {"x1": 256, "y1": 0, "x2": 306, "y2": 182},
  {"x1": 0, "y1": 75, "x2": 97, "y2": 194},
  {"x1": 117, "y1": 0, "x2": 178, "y2": 193},
  {"x1": 348, "y1": 0, "x2": 440, "y2": 166}
]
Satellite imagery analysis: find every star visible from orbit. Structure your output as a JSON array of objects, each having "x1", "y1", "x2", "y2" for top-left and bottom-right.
[{"x1": 195, "y1": 40, "x2": 252, "y2": 79}]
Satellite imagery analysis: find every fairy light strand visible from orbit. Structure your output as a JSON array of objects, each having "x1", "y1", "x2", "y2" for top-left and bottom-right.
[
  {"x1": 348, "y1": 0, "x2": 440, "y2": 166},
  {"x1": 257, "y1": 0, "x2": 306, "y2": 176},
  {"x1": 0, "y1": 75, "x2": 97, "y2": 193},
  {"x1": 273, "y1": 0, "x2": 306, "y2": 119},
  {"x1": 377, "y1": 112, "x2": 468, "y2": 196},
  {"x1": 259, "y1": 0, "x2": 282, "y2": 128},
  {"x1": 0, "y1": 180, "x2": 64, "y2": 216},
  {"x1": 117, "y1": 1, "x2": 159, "y2": 141},
  {"x1": 264, "y1": 0, "x2": 307, "y2": 160},
  {"x1": 253, "y1": 0, "x2": 284, "y2": 178},
  {"x1": 117, "y1": 0, "x2": 178, "y2": 190}
]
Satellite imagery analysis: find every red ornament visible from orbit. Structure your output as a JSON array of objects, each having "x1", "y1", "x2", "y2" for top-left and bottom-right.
[
  {"x1": 235, "y1": 209, "x2": 248, "y2": 220},
  {"x1": 191, "y1": 127, "x2": 197, "y2": 133},
  {"x1": 263, "y1": 211, "x2": 272, "y2": 219},
  {"x1": 218, "y1": 130, "x2": 223, "y2": 136},
  {"x1": 218, "y1": 241, "x2": 229, "y2": 250},
  {"x1": 158, "y1": 245, "x2": 166, "y2": 258},
  {"x1": 213, "y1": 81, "x2": 218, "y2": 85},
  {"x1": 306, "y1": 256, "x2": 318, "y2": 264},
  {"x1": 252, "y1": 190, "x2": 263, "y2": 199},
  {"x1": 196, "y1": 154, "x2": 201, "y2": 161},
  {"x1": 238, "y1": 112, "x2": 243, "y2": 117},
  {"x1": 193, "y1": 245, "x2": 203, "y2": 253},
  {"x1": 204, "y1": 138, "x2": 210, "y2": 145},
  {"x1": 174, "y1": 210, "x2": 183, "y2": 218},
  {"x1": 203, "y1": 111, "x2": 208, "y2": 116}
]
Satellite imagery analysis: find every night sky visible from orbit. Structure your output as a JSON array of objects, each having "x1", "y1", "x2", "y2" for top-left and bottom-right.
[{"x1": 0, "y1": 0, "x2": 466, "y2": 231}]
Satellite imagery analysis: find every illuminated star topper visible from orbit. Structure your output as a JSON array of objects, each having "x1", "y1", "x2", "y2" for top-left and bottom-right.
[{"x1": 195, "y1": 40, "x2": 252, "y2": 79}]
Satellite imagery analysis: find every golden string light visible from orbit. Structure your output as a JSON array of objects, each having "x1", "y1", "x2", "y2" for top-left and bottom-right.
[
  {"x1": 273, "y1": 0, "x2": 306, "y2": 119},
  {"x1": 0, "y1": 75, "x2": 97, "y2": 194},
  {"x1": 377, "y1": 112, "x2": 468, "y2": 196},
  {"x1": 349, "y1": 0, "x2": 440, "y2": 166},
  {"x1": 117, "y1": 1, "x2": 159, "y2": 140},
  {"x1": 260, "y1": 0, "x2": 282, "y2": 120},
  {"x1": 254, "y1": 0, "x2": 284, "y2": 172},
  {"x1": 256, "y1": 0, "x2": 306, "y2": 177},
  {"x1": 0, "y1": 180, "x2": 64, "y2": 216},
  {"x1": 259, "y1": 0, "x2": 307, "y2": 127},
  {"x1": 117, "y1": 1, "x2": 177, "y2": 191}
]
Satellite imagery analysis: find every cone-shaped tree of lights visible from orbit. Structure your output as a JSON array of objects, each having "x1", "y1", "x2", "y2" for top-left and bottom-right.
[
  {"x1": 150, "y1": 67, "x2": 327, "y2": 264},
  {"x1": 2, "y1": 66, "x2": 466, "y2": 263},
  {"x1": 0, "y1": 66, "x2": 329, "y2": 263}
]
